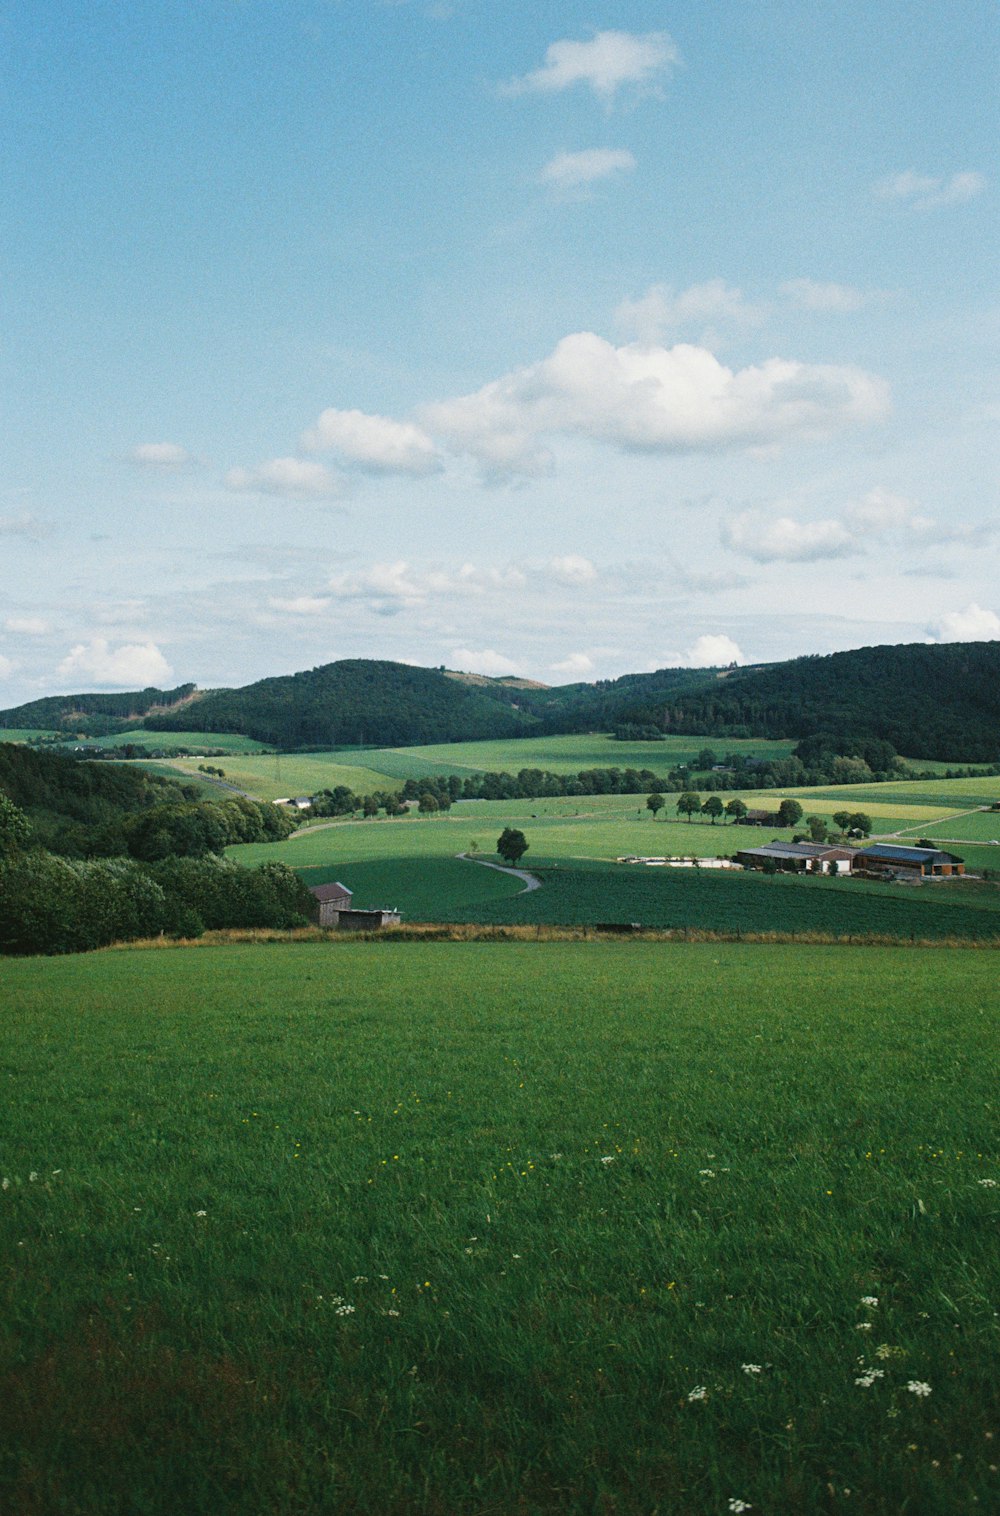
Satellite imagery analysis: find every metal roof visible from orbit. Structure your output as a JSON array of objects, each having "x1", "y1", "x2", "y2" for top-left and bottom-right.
[
  {"x1": 858, "y1": 844, "x2": 958, "y2": 865},
  {"x1": 309, "y1": 882, "x2": 353, "y2": 902}
]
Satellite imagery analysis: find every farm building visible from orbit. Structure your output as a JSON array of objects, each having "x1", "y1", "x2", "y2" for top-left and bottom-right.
[
  {"x1": 742, "y1": 809, "x2": 782, "y2": 827},
  {"x1": 308, "y1": 881, "x2": 353, "y2": 926},
  {"x1": 335, "y1": 908, "x2": 401, "y2": 931},
  {"x1": 736, "y1": 842, "x2": 855, "y2": 874},
  {"x1": 852, "y1": 844, "x2": 965, "y2": 878}
]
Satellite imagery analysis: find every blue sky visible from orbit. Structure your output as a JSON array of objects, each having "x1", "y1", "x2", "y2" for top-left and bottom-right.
[{"x1": 1, "y1": 0, "x2": 997, "y2": 701}]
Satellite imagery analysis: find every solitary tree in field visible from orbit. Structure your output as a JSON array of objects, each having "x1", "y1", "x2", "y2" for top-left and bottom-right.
[
  {"x1": 702, "y1": 796, "x2": 724, "y2": 824},
  {"x1": 646, "y1": 792, "x2": 665, "y2": 820},
  {"x1": 677, "y1": 791, "x2": 702, "y2": 821},
  {"x1": 778, "y1": 799, "x2": 803, "y2": 829},
  {"x1": 725, "y1": 797, "x2": 748, "y2": 824},
  {"x1": 497, "y1": 827, "x2": 528, "y2": 867}
]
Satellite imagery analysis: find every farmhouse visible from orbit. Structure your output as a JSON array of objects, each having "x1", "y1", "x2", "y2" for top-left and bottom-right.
[
  {"x1": 308, "y1": 881, "x2": 353, "y2": 926},
  {"x1": 853, "y1": 844, "x2": 965, "y2": 878},
  {"x1": 742, "y1": 809, "x2": 782, "y2": 827},
  {"x1": 736, "y1": 841, "x2": 855, "y2": 874}
]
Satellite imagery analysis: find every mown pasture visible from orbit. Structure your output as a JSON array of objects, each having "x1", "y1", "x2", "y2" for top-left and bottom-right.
[
  {"x1": 160, "y1": 751, "x2": 402, "y2": 801},
  {"x1": 1, "y1": 941, "x2": 997, "y2": 1515},
  {"x1": 355, "y1": 732, "x2": 800, "y2": 779}
]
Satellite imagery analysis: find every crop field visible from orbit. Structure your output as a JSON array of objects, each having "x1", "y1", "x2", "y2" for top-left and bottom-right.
[
  {"x1": 158, "y1": 753, "x2": 402, "y2": 801},
  {"x1": 359, "y1": 732, "x2": 799, "y2": 779},
  {"x1": 100, "y1": 730, "x2": 272, "y2": 753},
  {"x1": 900, "y1": 811, "x2": 1000, "y2": 843},
  {"x1": 1, "y1": 941, "x2": 997, "y2": 1516}
]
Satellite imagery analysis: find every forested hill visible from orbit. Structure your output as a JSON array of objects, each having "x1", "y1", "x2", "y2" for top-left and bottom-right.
[
  {"x1": 0, "y1": 684, "x2": 196, "y2": 736},
  {"x1": 2, "y1": 642, "x2": 999, "y2": 757},
  {"x1": 609, "y1": 642, "x2": 1000, "y2": 762},
  {"x1": 147, "y1": 660, "x2": 538, "y2": 746}
]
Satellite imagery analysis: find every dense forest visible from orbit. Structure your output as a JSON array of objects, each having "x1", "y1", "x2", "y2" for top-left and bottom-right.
[{"x1": 2, "y1": 642, "x2": 999, "y2": 760}]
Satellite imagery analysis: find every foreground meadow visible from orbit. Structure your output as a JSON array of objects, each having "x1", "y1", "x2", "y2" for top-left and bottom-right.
[{"x1": 2, "y1": 941, "x2": 998, "y2": 1515}]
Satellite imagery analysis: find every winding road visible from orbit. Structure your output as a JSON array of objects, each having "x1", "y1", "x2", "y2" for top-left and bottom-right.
[{"x1": 457, "y1": 852, "x2": 541, "y2": 893}]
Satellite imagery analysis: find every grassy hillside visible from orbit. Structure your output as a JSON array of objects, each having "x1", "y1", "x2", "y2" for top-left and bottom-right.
[
  {"x1": 2, "y1": 941, "x2": 997, "y2": 1514},
  {"x1": 359, "y1": 731, "x2": 798, "y2": 778}
]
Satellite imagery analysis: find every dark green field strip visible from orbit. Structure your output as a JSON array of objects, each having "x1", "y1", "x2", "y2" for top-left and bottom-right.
[
  {"x1": 298, "y1": 855, "x2": 525, "y2": 916},
  {"x1": 1, "y1": 943, "x2": 998, "y2": 1515},
  {"x1": 434, "y1": 859, "x2": 1000, "y2": 940}
]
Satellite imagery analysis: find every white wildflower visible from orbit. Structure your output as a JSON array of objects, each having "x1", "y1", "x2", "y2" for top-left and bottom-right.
[
  {"x1": 687, "y1": 1385, "x2": 708, "y2": 1402},
  {"x1": 906, "y1": 1380, "x2": 932, "y2": 1397},
  {"x1": 353, "y1": 1275, "x2": 368, "y2": 1283},
  {"x1": 977, "y1": 1178, "x2": 997, "y2": 1188},
  {"x1": 29, "y1": 1172, "x2": 38, "y2": 1183},
  {"x1": 195, "y1": 1209, "x2": 207, "y2": 1217},
  {"x1": 335, "y1": 1304, "x2": 355, "y2": 1316},
  {"x1": 728, "y1": 1501, "x2": 753, "y2": 1513},
  {"x1": 386, "y1": 1308, "x2": 400, "y2": 1317},
  {"x1": 855, "y1": 1369, "x2": 885, "y2": 1388},
  {"x1": 856, "y1": 1322, "x2": 873, "y2": 1331},
  {"x1": 1, "y1": 1178, "x2": 9, "y2": 1191},
  {"x1": 741, "y1": 1363, "x2": 763, "y2": 1375},
  {"x1": 699, "y1": 1168, "x2": 715, "y2": 1177},
  {"x1": 860, "y1": 1296, "x2": 879, "y2": 1307},
  {"x1": 600, "y1": 1155, "x2": 615, "y2": 1164}
]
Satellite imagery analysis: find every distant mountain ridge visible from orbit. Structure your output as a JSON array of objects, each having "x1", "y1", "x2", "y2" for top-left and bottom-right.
[{"x1": 1, "y1": 642, "x2": 999, "y2": 760}]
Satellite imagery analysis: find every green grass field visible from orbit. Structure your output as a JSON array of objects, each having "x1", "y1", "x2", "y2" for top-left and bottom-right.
[
  {"x1": 1, "y1": 941, "x2": 997, "y2": 1515},
  {"x1": 0, "y1": 729, "x2": 271, "y2": 753},
  {"x1": 157, "y1": 753, "x2": 402, "y2": 801},
  {"x1": 356, "y1": 732, "x2": 799, "y2": 779}
]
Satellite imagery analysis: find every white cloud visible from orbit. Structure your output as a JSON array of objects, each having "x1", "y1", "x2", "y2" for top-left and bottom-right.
[
  {"x1": 449, "y1": 647, "x2": 519, "y2": 676},
  {"x1": 423, "y1": 332, "x2": 889, "y2": 481},
  {"x1": 780, "y1": 279, "x2": 869, "y2": 312},
  {"x1": 0, "y1": 514, "x2": 54, "y2": 541},
  {"x1": 267, "y1": 596, "x2": 331, "y2": 616},
  {"x1": 224, "y1": 457, "x2": 346, "y2": 498},
  {"x1": 722, "y1": 511, "x2": 860, "y2": 563},
  {"x1": 128, "y1": 442, "x2": 191, "y2": 468},
  {"x1": 502, "y1": 29, "x2": 679, "y2": 101},
  {"x1": 551, "y1": 652, "x2": 594, "y2": 676},
  {"x1": 0, "y1": 654, "x2": 14, "y2": 679},
  {"x1": 300, "y1": 408, "x2": 442, "y2": 476},
  {"x1": 549, "y1": 554, "x2": 597, "y2": 585},
  {"x1": 722, "y1": 488, "x2": 941, "y2": 564},
  {"x1": 843, "y1": 488, "x2": 931, "y2": 535},
  {"x1": 684, "y1": 634, "x2": 745, "y2": 668},
  {"x1": 615, "y1": 281, "x2": 765, "y2": 341},
  {"x1": 540, "y1": 148, "x2": 636, "y2": 190},
  {"x1": 57, "y1": 638, "x2": 174, "y2": 688},
  {"x1": 928, "y1": 603, "x2": 1000, "y2": 642},
  {"x1": 4, "y1": 616, "x2": 50, "y2": 635},
  {"x1": 328, "y1": 559, "x2": 526, "y2": 610},
  {"x1": 875, "y1": 169, "x2": 987, "y2": 210}
]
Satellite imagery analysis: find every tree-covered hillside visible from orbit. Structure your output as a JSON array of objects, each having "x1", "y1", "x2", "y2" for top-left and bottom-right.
[
  {"x1": 0, "y1": 683, "x2": 196, "y2": 737},
  {"x1": 147, "y1": 660, "x2": 539, "y2": 747},
  {"x1": 611, "y1": 642, "x2": 1000, "y2": 761}
]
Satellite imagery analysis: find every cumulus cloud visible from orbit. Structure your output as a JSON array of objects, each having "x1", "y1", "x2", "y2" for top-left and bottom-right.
[
  {"x1": 300, "y1": 408, "x2": 442, "y2": 476},
  {"x1": 722, "y1": 489, "x2": 939, "y2": 563},
  {"x1": 875, "y1": 169, "x2": 987, "y2": 210},
  {"x1": 549, "y1": 554, "x2": 597, "y2": 585},
  {"x1": 128, "y1": 442, "x2": 192, "y2": 468},
  {"x1": 685, "y1": 634, "x2": 745, "y2": 668},
  {"x1": 449, "y1": 647, "x2": 519, "y2": 677},
  {"x1": 0, "y1": 654, "x2": 14, "y2": 679},
  {"x1": 267, "y1": 596, "x2": 331, "y2": 616},
  {"x1": 423, "y1": 332, "x2": 889, "y2": 481},
  {"x1": 722, "y1": 511, "x2": 860, "y2": 563},
  {"x1": 780, "y1": 279, "x2": 869, "y2": 312},
  {"x1": 224, "y1": 457, "x2": 346, "y2": 498},
  {"x1": 928, "y1": 603, "x2": 1000, "y2": 642},
  {"x1": 540, "y1": 148, "x2": 636, "y2": 190},
  {"x1": 4, "y1": 616, "x2": 50, "y2": 635},
  {"x1": 615, "y1": 281, "x2": 766, "y2": 341},
  {"x1": 502, "y1": 29, "x2": 678, "y2": 101},
  {"x1": 328, "y1": 560, "x2": 526, "y2": 610},
  {"x1": 57, "y1": 638, "x2": 174, "y2": 687},
  {"x1": 551, "y1": 652, "x2": 594, "y2": 676}
]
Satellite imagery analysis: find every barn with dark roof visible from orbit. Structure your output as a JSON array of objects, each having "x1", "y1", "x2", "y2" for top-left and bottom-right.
[{"x1": 853, "y1": 844, "x2": 964, "y2": 878}]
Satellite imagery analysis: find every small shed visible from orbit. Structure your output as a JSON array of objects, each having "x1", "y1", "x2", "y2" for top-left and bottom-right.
[
  {"x1": 743, "y1": 809, "x2": 781, "y2": 827},
  {"x1": 335, "y1": 908, "x2": 401, "y2": 931},
  {"x1": 308, "y1": 881, "x2": 353, "y2": 926}
]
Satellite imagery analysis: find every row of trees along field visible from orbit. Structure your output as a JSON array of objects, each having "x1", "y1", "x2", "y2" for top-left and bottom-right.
[
  {"x1": 0, "y1": 747, "x2": 314, "y2": 955},
  {"x1": 651, "y1": 792, "x2": 873, "y2": 837}
]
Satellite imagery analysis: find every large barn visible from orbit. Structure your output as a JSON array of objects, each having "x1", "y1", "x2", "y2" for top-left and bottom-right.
[
  {"x1": 736, "y1": 841, "x2": 855, "y2": 874},
  {"x1": 853, "y1": 844, "x2": 965, "y2": 878}
]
